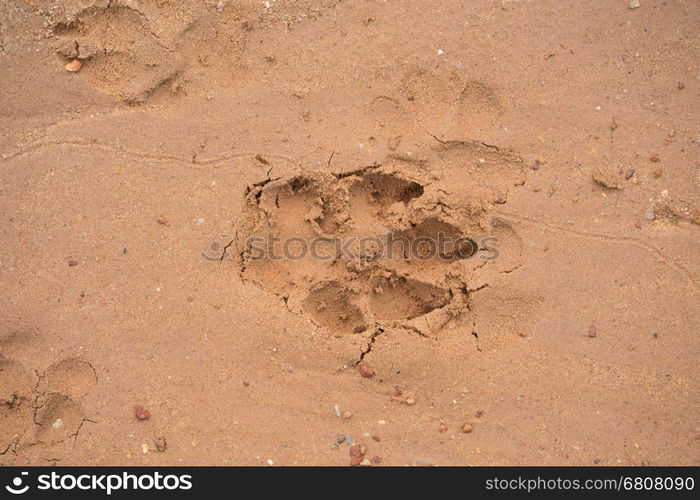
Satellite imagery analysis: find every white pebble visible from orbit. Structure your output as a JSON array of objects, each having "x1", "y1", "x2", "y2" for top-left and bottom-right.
[
  {"x1": 437, "y1": 49, "x2": 445, "y2": 55},
  {"x1": 267, "y1": 459, "x2": 274, "y2": 465}
]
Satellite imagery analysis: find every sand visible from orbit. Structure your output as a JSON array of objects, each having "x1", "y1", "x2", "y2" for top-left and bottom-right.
[{"x1": 0, "y1": 0, "x2": 698, "y2": 466}]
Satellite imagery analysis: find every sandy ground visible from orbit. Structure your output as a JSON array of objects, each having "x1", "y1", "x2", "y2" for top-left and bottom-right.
[{"x1": 0, "y1": 0, "x2": 698, "y2": 466}]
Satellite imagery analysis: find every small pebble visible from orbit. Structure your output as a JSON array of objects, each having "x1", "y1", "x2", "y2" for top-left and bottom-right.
[
  {"x1": 371, "y1": 435, "x2": 381, "y2": 442},
  {"x1": 438, "y1": 422, "x2": 448, "y2": 433},
  {"x1": 336, "y1": 435, "x2": 346, "y2": 444},
  {"x1": 629, "y1": 0, "x2": 640, "y2": 9},
  {"x1": 405, "y1": 397, "x2": 416, "y2": 406},
  {"x1": 360, "y1": 458, "x2": 372, "y2": 466},
  {"x1": 649, "y1": 154, "x2": 660, "y2": 162},
  {"x1": 653, "y1": 168, "x2": 663, "y2": 178},
  {"x1": 624, "y1": 168, "x2": 635, "y2": 180},
  {"x1": 349, "y1": 444, "x2": 364, "y2": 466},
  {"x1": 475, "y1": 410, "x2": 484, "y2": 418},
  {"x1": 155, "y1": 436, "x2": 167, "y2": 452},
  {"x1": 371, "y1": 456, "x2": 382, "y2": 464},
  {"x1": 461, "y1": 423, "x2": 474, "y2": 433},
  {"x1": 644, "y1": 210, "x2": 655, "y2": 221},
  {"x1": 588, "y1": 325, "x2": 597, "y2": 338},
  {"x1": 344, "y1": 435, "x2": 353, "y2": 445},
  {"x1": 677, "y1": 81, "x2": 685, "y2": 90},
  {"x1": 532, "y1": 157, "x2": 547, "y2": 170},
  {"x1": 68, "y1": 260, "x2": 79, "y2": 267},
  {"x1": 634, "y1": 221, "x2": 642, "y2": 229},
  {"x1": 342, "y1": 411, "x2": 352, "y2": 420},
  {"x1": 134, "y1": 405, "x2": 151, "y2": 421},
  {"x1": 65, "y1": 59, "x2": 82, "y2": 72},
  {"x1": 358, "y1": 364, "x2": 375, "y2": 378},
  {"x1": 267, "y1": 459, "x2": 274, "y2": 466},
  {"x1": 216, "y1": 1, "x2": 224, "y2": 12},
  {"x1": 333, "y1": 404, "x2": 341, "y2": 417}
]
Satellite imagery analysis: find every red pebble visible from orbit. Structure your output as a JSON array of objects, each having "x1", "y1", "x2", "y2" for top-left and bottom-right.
[
  {"x1": 358, "y1": 364, "x2": 375, "y2": 378},
  {"x1": 134, "y1": 405, "x2": 151, "y2": 421},
  {"x1": 349, "y1": 444, "x2": 364, "y2": 466},
  {"x1": 588, "y1": 325, "x2": 597, "y2": 338}
]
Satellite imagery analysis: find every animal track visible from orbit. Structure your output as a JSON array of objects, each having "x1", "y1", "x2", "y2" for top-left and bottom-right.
[
  {"x1": 235, "y1": 142, "x2": 536, "y2": 360},
  {"x1": 0, "y1": 327, "x2": 97, "y2": 463},
  {"x1": 45, "y1": 0, "x2": 249, "y2": 103},
  {"x1": 0, "y1": 359, "x2": 35, "y2": 455},
  {"x1": 51, "y1": 4, "x2": 183, "y2": 103},
  {"x1": 38, "y1": 358, "x2": 98, "y2": 402}
]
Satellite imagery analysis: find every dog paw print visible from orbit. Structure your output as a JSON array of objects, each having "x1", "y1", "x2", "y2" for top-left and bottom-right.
[
  {"x1": 234, "y1": 141, "x2": 536, "y2": 360},
  {"x1": 34, "y1": 358, "x2": 98, "y2": 446},
  {"x1": 0, "y1": 331, "x2": 97, "y2": 463}
]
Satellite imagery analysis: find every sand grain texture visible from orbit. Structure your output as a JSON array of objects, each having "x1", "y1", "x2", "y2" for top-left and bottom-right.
[{"x1": 0, "y1": 0, "x2": 698, "y2": 465}]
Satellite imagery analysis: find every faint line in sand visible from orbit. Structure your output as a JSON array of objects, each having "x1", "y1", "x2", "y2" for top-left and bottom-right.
[
  {"x1": 497, "y1": 212, "x2": 698, "y2": 290},
  {"x1": 0, "y1": 139, "x2": 298, "y2": 168}
]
